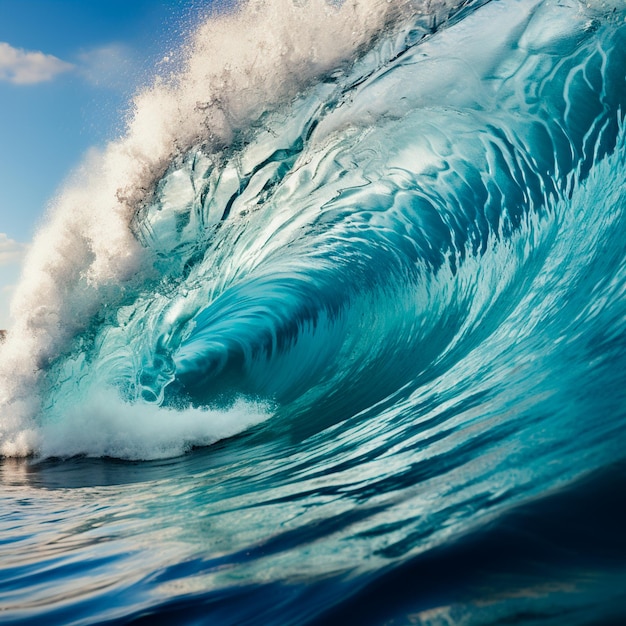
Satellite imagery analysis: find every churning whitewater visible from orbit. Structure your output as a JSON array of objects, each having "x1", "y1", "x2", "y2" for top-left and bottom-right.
[{"x1": 1, "y1": 0, "x2": 626, "y2": 623}]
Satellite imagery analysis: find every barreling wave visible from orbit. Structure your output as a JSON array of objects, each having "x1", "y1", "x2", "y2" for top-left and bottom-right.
[
  {"x1": 1, "y1": 0, "x2": 626, "y2": 462},
  {"x1": 0, "y1": 0, "x2": 472, "y2": 456},
  {"x1": 2, "y1": 1, "x2": 626, "y2": 623}
]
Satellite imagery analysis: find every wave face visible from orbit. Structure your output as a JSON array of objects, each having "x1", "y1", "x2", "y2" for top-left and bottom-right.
[{"x1": 1, "y1": 0, "x2": 626, "y2": 624}]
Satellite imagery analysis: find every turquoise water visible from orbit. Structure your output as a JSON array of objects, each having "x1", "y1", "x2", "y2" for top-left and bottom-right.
[{"x1": 1, "y1": 0, "x2": 626, "y2": 623}]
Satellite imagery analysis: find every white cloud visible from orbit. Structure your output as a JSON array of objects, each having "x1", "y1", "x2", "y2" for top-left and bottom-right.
[
  {"x1": 0, "y1": 42, "x2": 74, "y2": 85},
  {"x1": 1, "y1": 283, "x2": 17, "y2": 329},
  {"x1": 0, "y1": 233, "x2": 27, "y2": 266},
  {"x1": 0, "y1": 41, "x2": 139, "y2": 90},
  {"x1": 2, "y1": 283, "x2": 16, "y2": 297},
  {"x1": 77, "y1": 43, "x2": 139, "y2": 90},
  {"x1": 0, "y1": 237, "x2": 26, "y2": 329}
]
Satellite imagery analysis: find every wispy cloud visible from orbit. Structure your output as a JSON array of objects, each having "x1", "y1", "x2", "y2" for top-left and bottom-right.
[
  {"x1": 2, "y1": 283, "x2": 16, "y2": 298},
  {"x1": 0, "y1": 42, "x2": 74, "y2": 85},
  {"x1": 0, "y1": 234, "x2": 26, "y2": 327},
  {"x1": 77, "y1": 43, "x2": 140, "y2": 90},
  {"x1": 0, "y1": 233, "x2": 27, "y2": 266},
  {"x1": 0, "y1": 41, "x2": 140, "y2": 90}
]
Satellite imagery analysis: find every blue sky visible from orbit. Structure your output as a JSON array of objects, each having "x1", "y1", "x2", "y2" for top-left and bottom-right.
[{"x1": 0, "y1": 0, "x2": 219, "y2": 328}]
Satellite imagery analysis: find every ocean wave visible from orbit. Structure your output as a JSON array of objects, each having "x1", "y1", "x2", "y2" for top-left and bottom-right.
[
  {"x1": 1, "y1": 0, "x2": 625, "y2": 469},
  {"x1": 1, "y1": 1, "x2": 626, "y2": 623}
]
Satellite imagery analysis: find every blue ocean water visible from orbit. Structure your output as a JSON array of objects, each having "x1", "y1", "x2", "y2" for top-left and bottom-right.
[{"x1": 1, "y1": 0, "x2": 626, "y2": 623}]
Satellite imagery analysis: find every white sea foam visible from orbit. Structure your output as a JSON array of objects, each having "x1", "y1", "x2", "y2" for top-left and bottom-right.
[{"x1": 38, "y1": 393, "x2": 271, "y2": 460}]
